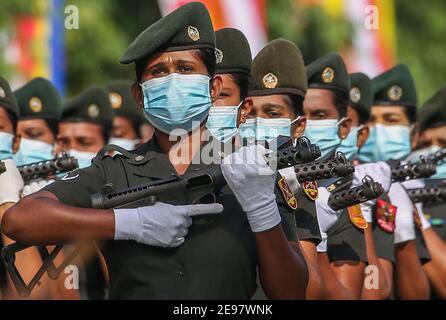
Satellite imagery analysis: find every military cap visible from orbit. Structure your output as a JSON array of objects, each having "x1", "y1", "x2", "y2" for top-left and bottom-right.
[
  {"x1": 349, "y1": 72, "x2": 373, "y2": 123},
  {"x1": 105, "y1": 80, "x2": 145, "y2": 128},
  {"x1": 62, "y1": 86, "x2": 113, "y2": 130},
  {"x1": 372, "y1": 64, "x2": 417, "y2": 108},
  {"x1": 120, "y1": 2, "x2": 215, "y2": 65},
  {"x1": 306, "y1": 53, "x2": 350, "y2": 96},
  {"x1": 215, "y1": 28, "x2": 251, "y2": 76},
  {"x1": 0, "y1": 76, "x2": 19, "y2": 118},
  {"x1": 14, "y1": 77, "x2": 62, "y2": 120},
  {"x1": 248, "y1": 39, "x2": 306, "y2": 97},
  {"x1": 418, "y1": 85, "x2": 446, "y2": 130}
]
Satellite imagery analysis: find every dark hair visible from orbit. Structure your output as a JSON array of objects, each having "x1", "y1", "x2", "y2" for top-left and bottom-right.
[
  {"x1": 404, "y1": 107, "x2": 417, "y2": 124},
  {"x1": 135, "y1": 48, "x2": 216, "y2": 82},
  {"x1": 332, "y1": 90, "x2": 349, "y2": 118},
  {"x1": 228, "y1": 72, "x2": 250, "y2": 101},
  {"x1": 5, "y1": 110, "x2": 17, "y2": 134},
  {"x1": 44, "y1": 119, "x2": 59, "y2": 140},
  {"x1": 284, "y1": 94, "x2": 304, "y2": 117}
]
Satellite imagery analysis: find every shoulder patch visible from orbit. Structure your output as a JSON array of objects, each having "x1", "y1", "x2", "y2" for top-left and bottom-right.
[
  {"x1": 277, "y1": 177, "x2": 298, "y2": 209},
  {"x1": 302, "y1": 181, "x2": 319, "y2": 201},
  {"x1": 348, "y1": 204, "x2": 368, "y2": 229},
  {"x1": 375, "y1": 198, "x2": 397, "y2": 233}
]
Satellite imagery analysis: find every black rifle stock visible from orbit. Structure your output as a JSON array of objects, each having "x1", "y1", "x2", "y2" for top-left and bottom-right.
[
  {"x1": 0, "y1": 161, "x2": 6, "y2": 175},
  {"x1": 1, "y1": 137, "x2": 321, "y2": 297},
  {"x1": 328, "y1": 175, "x2": 384, "y2": 211}
]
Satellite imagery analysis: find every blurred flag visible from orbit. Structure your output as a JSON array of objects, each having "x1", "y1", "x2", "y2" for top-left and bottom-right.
[
  {"x1": 10, "y1": 0, "x2": 65, "y2": 94},
  {"x1": 302, "y1": 0, "x2": 396, "y2": 76},
  {"x1": 157, "y1": 0, "x2": 268, "y2": 55}
]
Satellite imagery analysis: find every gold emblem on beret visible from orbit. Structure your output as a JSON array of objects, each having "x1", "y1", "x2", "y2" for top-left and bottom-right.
[
  {"x1": 109, "y1": 92, "x2": 122, "y2": 109},
  {"x1": 350, "y1": 87, "x2": 361, "y2": 103},
  {"x1": 215, "y1": 48, "x2": 223, "y2": 64},
  {"x1": 388, "y1": 85, "x2": 403, "y2": 101},
  {"x1": 322, "y1": 67, "x2": 335, "y2": 83},
  {"x1": 262, "y1": 73, "x2": 278, "y2": 89},
  {"x1": 88, "y1": 104, "x2": 100, "y2": 118},
  {"x1": 0, "y1": 87, "x2": 5, "y2": 98},
  {"x1": 187, "y1": 26, "x2": 200, "y2": 42},
  {"x1": 29, "y1": 97, "x2": 42, "y2": 113}
]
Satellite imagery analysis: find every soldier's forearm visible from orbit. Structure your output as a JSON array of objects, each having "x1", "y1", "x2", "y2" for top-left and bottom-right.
[
  {"x1": 2, "y1": 190, "x2": 115, "y2": 245},
  {"x1": 394, "y1": 240, "x2": 430, "y2": 300},
  {"x1": 256, "y1": 224, "x2": 308, "y2": 299}
]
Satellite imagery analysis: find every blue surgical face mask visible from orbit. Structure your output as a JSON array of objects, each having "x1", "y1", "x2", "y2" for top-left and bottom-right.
[
  {"x1": 68, "y1": 149, "x2": 97, "y2": 169},
  {"x1": 408, "y1": 145, "x2": 446, "y2": 179},
  {"x1": 13, "y1": 138, "x2": 53, "y2": 165},
  {"x1": 141, "y1": 73, "x2": 212, "y2": 135},
  {"x1": 109, "y1": 137, "x2": 140, "y2": 150},
  {"x1": 337, "y1": 126, "x2": 359, "y2": 160},
  {"x1": 358, "y1": 123, "x2": 411, "y2": 162},
  {"x1": 239, "y1": 117, "x2": 295, "y2": 142},
  {"x1": 0, "y1": 132, "x2": 14, "y2": 160},
  {"x1": 304, "y1": 119, "x2": 343, "y2": 159},
  {"x1": 206, "y1": 101, "x2": 242, "y2": 143}
]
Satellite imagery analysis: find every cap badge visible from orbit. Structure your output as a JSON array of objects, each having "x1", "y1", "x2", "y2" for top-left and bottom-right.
[
  {"x1": 29, "y1": 97, "x2": 42, "y2": 113},
  {"x1": 388, "y1": 85, "x2": 403, "y2": 101},
  {"x1": 0, "y1": 87, "x2": 5, "y2": 98},
  {"x1": 350, "y1": 87, "x2": 361, "y2": 103},
  {"x1": 188, "y1": 26, "x2": 200, "y2": 42},
  {"x1": 322, "y1": 67, "x2": 335, "y2": 83},
  {"x1": 262, "y1": 73, "x2": 278, "y2": 89},
  {"x1": 215, "y1": 48, "x2": 224, "y2": 64},
  {"x1": 109, "y1": 92, "x2": 122, "y2": 109},
  {"x1": 88, "y1": 104, "x2": 100, "y2": 118}
]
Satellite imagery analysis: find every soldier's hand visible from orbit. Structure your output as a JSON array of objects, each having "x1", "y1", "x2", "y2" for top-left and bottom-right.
[
  {"x1": 221, "y1": 144, "x2": 281, "y2": 233},
  {"x1": 113, "y1": 202, "x2": 223, "y2": 247},
  {"x1": 353, "y1": 162, "x2": 392, "y2": 222},
  {"x1": 388, "y1": 182, "x2": 416, "y2": 244},
  {"x1": 0, "y1": 159, "x2": 24, "y2": 205},
  {"x1": 315, "y1": 187, "x2": 342, "y2": 252},
  {"x1": 22, "y1": 179, "x2": 55, "y2": 196}
]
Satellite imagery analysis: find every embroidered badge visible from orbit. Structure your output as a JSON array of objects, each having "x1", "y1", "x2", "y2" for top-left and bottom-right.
[
  {"x1": 375, "y1": 198, "x2": 397, "y2": 233},
  {"x1": 388, "y1": 85, "x2": 403, "y2": 101},
  {"x1": 277, "y1": 177, "x2": 298, "y2": 209},
  {"x1": 88, "y1": 104, "x2": 100, "y2": 118},
  {"x1": 348, "y1": 204, "x2": 368, "y2": 229},
  {"x1": 350, "y1": 87, "x2": 361, "y2": 103},
  {"x1": 302, "y1": 180, "x2": 318, "y2": 201}
]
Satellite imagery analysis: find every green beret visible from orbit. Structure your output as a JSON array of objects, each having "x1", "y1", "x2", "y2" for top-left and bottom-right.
[
  {"x1": 372, "y1": 64, "x2": 417, "y2": 108},
  {"x1": 14, "y1": 77, "x2": 62, "y2": 121},
  {"x1": 418, "y1": 85, "x2": 446, "y2": 130},
  {"x1": 306, "y1": 53, "x2": 350, "y2": 95},
  {"x1": 0, "y1": 76, "x2": 19, "y2": 118},
  {"x1": 105, "y1": 80, "x2": 145, "y2": 128},
  {"x1": 62, "y1": 86, "x2": 114, "y2": 130},
  {"x1": 248, "y1": 39, "x2": 307, "y2": 97},
  {"x1": 349, "y1": 72, "x2": 372, "y2": 123},
  {"x1": 120, "y1": 2, "x2": 215, "y2": 65},
  {"x1": 215, "y1": 28, "x2": 251, "y2": 76}
]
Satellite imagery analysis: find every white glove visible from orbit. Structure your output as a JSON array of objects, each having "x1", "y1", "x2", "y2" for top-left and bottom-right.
[
  {"x1": 221, "y1": 144, "x2": 281, "y2": 233},
  {"x1": 415, "y1": 202, "x2": 431, "y2": 231},
  {"x1": 0, "y1": 159, "x2": 24, "y2": 205},
  {"x1": 315, "y1": 187, "x2": 342, "y2": 252},
  {"x1": 388, "y1": 182, "x2": 416, "y2": 244},
  {"x1": 22, "y1": 179, "x2": 55, "y2": 196},
  {"x1": 401, "y1": 179, "x2": 425, "y2": 190},
  {"x1": 353, "y1": 162, "x2": 392, "y2": 223},
  {"x1": 114, "y1": 202, "x2": 223, "y2": 247}
]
